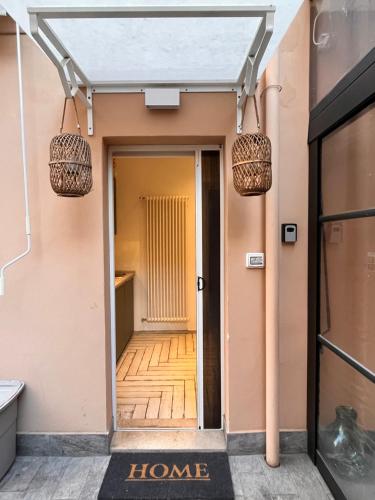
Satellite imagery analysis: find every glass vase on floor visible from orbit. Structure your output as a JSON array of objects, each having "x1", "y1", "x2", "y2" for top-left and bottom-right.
[{"x1": 320, "y1": 405, "x2": 373, "y2": 479}]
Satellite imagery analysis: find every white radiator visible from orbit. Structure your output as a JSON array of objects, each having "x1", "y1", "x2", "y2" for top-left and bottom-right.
[{"x1": 145, "y1": 196, "x2": 188, "y2": 322}]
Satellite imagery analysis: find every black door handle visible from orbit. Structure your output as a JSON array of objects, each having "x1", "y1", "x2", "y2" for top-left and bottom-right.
[{"x1": 197, "y1": 276, "x2": 206, "y2": 291}]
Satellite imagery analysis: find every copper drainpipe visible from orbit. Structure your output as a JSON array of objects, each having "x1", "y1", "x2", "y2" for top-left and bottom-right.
[{"x1": 264, "y1": 53, "x2": 280, "y2": 467}]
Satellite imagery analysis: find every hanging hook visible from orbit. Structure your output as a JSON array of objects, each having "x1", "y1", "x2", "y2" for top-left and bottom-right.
[{"x1": 260, "y1": 84, "x2": 282, "y2": 99}]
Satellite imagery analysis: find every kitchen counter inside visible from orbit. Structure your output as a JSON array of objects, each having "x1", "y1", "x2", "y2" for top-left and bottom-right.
[{"x1": 115, "y1": 272, "x2": 135, "y2": 361}]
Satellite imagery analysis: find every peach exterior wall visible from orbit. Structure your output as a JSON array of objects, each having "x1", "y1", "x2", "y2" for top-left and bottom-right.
[
  {"x1": 224, "y1": 1, "x2": 309, "y2": 432},
  {"x1": 0, "y1": 2, "x2": 309, "y2": 434}
]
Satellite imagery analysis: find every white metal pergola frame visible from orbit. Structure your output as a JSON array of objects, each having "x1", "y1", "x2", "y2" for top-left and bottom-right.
[{"x1": 28, "y1": 4, "x2": 275, "y2": 135}]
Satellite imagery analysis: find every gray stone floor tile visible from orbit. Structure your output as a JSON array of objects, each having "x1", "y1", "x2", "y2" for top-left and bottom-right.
[
  {"x1": 262, "y1": 461, "x2": 299, "y2": 496},
  {"x1": 263, "y1": 472, "x2": 298, "y2": 496},
  {"x1": 240, "y1": 472, "x2": 272, "y2": 500},
  {"x1": 0, "y1": 493, "x2": 26, "y2": 500},
  {"x1": 277, "y1": 454, "x2": 316, "y2": 476},
  {"x1": 52, "y1": 458, "x2": 95, "y2": 500},
  {"x1": 79, "y1": 456, "x2": 110, "y2": 500},
  {"x1": 23, "y1": 457, "x2": 71, "y2": 500},
  {"x1": 229, "y1": 459, "x2": 245, "y2": 498},
  {"x1": 265, "y1": 454, "x2": 304, "y2": 471},
  {"x1": 231, "y1": 455, "x2": 265, "y2": 474},
  {"x1": 292, "y1": 469, "x2": 331, "y2": 500},
  {"x1": 0, "y1": 458, "x2": 44, "y2": 493},
  {"x1": 270, "y1": 495, "x2": 299, "y2": 500},
  {"x1": 313, "y1": 471, "x2": 334, "y2": 499}
]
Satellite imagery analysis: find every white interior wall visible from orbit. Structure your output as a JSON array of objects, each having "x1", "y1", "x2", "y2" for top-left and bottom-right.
[{"x1": 114, "y1": 155, "x2": 197, "y2": 332}]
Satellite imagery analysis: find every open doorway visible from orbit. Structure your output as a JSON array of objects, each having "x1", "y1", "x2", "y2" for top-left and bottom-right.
[
  {"x1": 109, "y1": 146, "x2": 223, "y2": 432},
  {"x1": 113, "y1": 154, "x2": 197, "y2": 429}
]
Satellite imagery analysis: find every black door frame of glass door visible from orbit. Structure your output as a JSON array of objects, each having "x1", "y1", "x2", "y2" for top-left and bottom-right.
[{"x1": 307, "y1": 47, "x2": 375, "y2": 500}]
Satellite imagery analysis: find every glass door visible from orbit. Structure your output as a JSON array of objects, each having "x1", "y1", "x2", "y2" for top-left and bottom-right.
[{"x1": 316, "y1": 102, "x2": 375, "y2": 499}]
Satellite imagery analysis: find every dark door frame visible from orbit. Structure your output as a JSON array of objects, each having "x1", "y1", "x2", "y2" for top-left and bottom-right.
[{"x1": 307, "y1": 48, "x2": 375, "y2": 499}]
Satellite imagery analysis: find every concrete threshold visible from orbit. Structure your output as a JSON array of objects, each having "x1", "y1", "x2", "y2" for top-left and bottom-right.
[{"x1": 111, "y1": 430, "x2": 226, "y2": 453}]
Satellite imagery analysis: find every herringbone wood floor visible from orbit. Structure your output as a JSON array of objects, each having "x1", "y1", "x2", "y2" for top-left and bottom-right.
[{"x1": 116, "y1": 331, "x2": 197, "y2": 428}]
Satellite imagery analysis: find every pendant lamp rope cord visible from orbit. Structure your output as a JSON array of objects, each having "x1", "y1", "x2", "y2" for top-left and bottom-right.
[
  {"x1": 241, "y1": 93, "x2": 261, "y2": 132},
  {"x1": 60, "y1": 96, "x2": 81, "y2": 135},
  {"x1": 253, "y1": 95, "x2": 260, "y2": 130}
]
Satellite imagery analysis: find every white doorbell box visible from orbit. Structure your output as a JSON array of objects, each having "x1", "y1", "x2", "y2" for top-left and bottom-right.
[{"x1": 246, "y1": 253, "x2": 265, "y2": 269}]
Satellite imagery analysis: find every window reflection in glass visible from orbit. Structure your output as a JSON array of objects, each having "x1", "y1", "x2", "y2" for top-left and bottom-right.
[
  {"x1": 310, "y1": 1, "x2": 375, "y2": 108},
  {"x1": 320, "y1": 218, "x2": 375, "y2": 372},
  {"x1": 321, "y1": 102, "x2": 375, "y2": 216}
]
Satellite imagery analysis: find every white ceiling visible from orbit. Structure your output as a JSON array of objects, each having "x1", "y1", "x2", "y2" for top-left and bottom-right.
[{"x1": 1, "y1": 0, "x2": 304, "y2": 85}]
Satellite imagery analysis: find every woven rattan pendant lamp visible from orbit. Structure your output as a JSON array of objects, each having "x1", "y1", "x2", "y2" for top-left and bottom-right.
[
  {"x1": 232, "y1": 95, "x2": 272, "y2": 196},
  {"x1": 49, "y1": 97, "x2": 92, "y2": 197}
]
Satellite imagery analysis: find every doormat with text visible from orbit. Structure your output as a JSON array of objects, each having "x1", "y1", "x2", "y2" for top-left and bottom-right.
[{"x1": 98, "y1": 452, "x2": 234, "y2": 499}]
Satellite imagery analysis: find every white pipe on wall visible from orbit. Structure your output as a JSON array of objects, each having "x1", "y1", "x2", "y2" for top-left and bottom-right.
[
  {"x1": 0, "y1": 24, "x2": 31, "y2": 296},
  {"x1": 264, "y1": 53, "x2": 280, "y2": 467}
]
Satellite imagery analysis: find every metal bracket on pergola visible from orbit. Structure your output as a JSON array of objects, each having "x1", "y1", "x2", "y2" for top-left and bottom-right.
[
  {"x1": 29, "y1": 13, "x2": 94, "y2": 134},
  {"x1": 28, "y1": 5, "x2": 275, "y2": 136}
]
